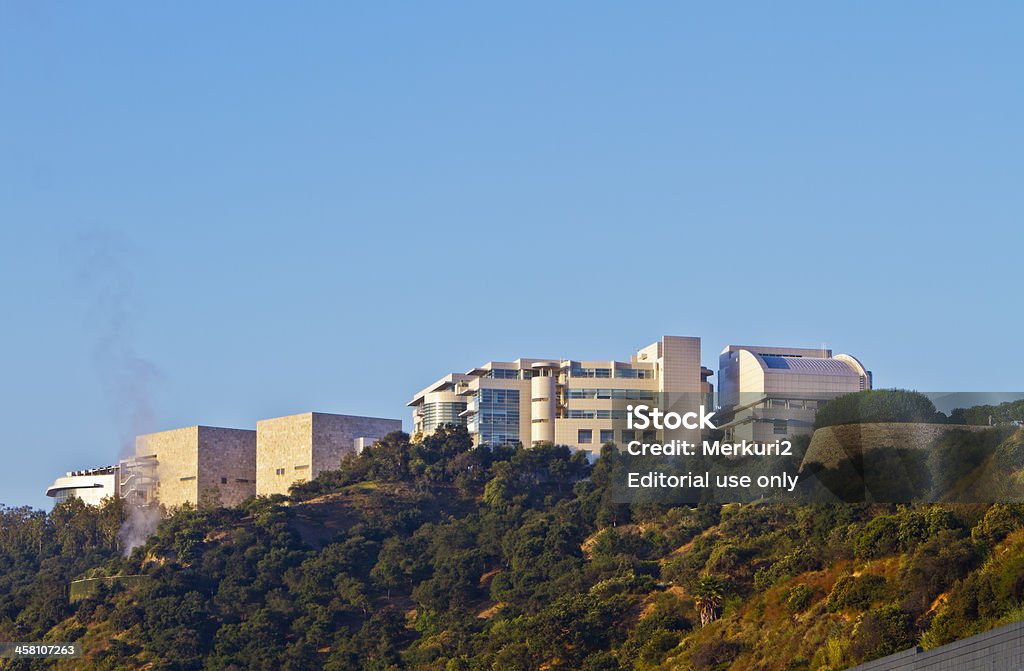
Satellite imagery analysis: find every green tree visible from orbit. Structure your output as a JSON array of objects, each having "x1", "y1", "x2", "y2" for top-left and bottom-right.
[{"x1": 693, "y1": 574, "x2": 725, "y2": 627}]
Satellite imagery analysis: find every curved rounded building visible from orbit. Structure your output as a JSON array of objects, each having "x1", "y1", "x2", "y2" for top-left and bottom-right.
[
  {"x1": 717, "y1": 345, "x2": 871, "y2": 442},
  {"x1": 46, "y1": 466, "x2": 120, "y2": 506}
]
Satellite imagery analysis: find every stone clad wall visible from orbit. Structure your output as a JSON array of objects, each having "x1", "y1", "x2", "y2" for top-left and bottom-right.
[
  {"x1": 137, "y1": 413, "x2": 402, "y2": 504},
  {"x1": 255, "y1": 413, "x2": 314, "y2": 497},
  {"x1": 310, "y1": 413, "x2": 402, "y2": 476},
  {"x1": 197, "y1": 426, "x2": 256, "y2": 507},
  {"x1": 801, "y1": 422, "x2": 993, "y2": 470},
  {"x1": 137, "y1": 426, "x2": 257, "y2": 509},
  {"x1": 256, "y1": 412, "x2": 402, "y2": 496},
  {"x1": 136, "y1": 426, "x2": 200, "y2": 509}
]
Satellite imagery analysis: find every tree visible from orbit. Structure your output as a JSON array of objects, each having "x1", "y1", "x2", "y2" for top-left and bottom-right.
[{"x1": 693, "y1": 574, "x2": 725, "y2": 627}]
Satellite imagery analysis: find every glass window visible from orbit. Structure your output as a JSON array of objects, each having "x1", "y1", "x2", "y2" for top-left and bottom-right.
[
  {"x1": 476, "y1": 388, "x2": 521, "y2": 446},
  {"x1": 774, "y1": 420, "x2": 788, "y2": 434},
  {"x1": 622, "y1": 430, "x2": 636, "y2": 443},
  {"x1": 578, "y1": 429, "x2": 593, "y2": 444},
  {"x1": 600, "y1": 429, "x2": 614, "y2": 444},
  {"x1": 422, "y1": 401, "x2": 468, "y2": 433},
  {"x1": 567, "y1": 388, "x2": 654, "y2": 400},
  {"x1": 567, "y1": 409, "x2": 626, "y2": 420},
  {"x1": 615, "y1": 367, "x2": 654, "y2": 379}
]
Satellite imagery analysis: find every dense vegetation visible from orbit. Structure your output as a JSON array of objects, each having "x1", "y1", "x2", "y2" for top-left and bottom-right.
[
  {"x1": 4, "y1": 425, "x2": 1024, "y2": 670},
  {"x1": 951, "y1": 398, "x2": 1024, "y2": 426},
  {"x1": 0, "y1": 499, "x2": 123, "y2": 644},
  {"x1": 813, "y1": 390, "x2": 948, "y2": 429}
]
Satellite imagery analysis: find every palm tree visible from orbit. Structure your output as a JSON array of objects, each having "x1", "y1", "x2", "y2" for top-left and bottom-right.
[{"x1": 693, "y1": 574, "x2": 725, "y2": 627}]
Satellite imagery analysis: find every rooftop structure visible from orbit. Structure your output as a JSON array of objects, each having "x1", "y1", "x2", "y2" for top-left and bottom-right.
[
  {"x1": 409, "y1": 335, "x2": 713, "y2": 452},
  {"x1": 46, "y1": 465, "x2": 120, "y2": 506},
  {"x1": 717, "y1": 345, "x2": 872, "y2": 442}
]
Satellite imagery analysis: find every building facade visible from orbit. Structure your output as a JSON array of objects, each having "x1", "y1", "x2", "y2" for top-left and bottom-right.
[
  {"x1": 256, "y1": 412, "x2": 402, "y2": 496},
  {"x1": 46, "y1": 466, "x2": 120, "y2": 506},
  {"x1": 717, "y1": 345, "x2": 872, "y2": 442},
  {"x1": 409, "y1": 335, "x2": 713, "y2": 452},
  {"x1": 408, "y1": 374, "x2": 472, "y2": 437},
  {"x1": 134, "y1": 425, "x2": 257, "y2": 508},
  {"x1": 47, "y1": 410, "x2": 402, "y2": 508}
]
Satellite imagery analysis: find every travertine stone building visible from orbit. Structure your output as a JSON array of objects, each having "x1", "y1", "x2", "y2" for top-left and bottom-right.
[
  {"x1": 256, "y1": 412, "x2": 402, "y2": 496},
  {"x1": 409, "y1": 335, "x2": 713, "y2": 453},
  {"x1": 135, "y1": 426, "x2": 257, "y2": 508}
]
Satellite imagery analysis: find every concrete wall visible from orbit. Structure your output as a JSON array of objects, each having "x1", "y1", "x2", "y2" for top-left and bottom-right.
[{"x1": 847, "y1": 619, "x2": 1024, "y2": 670}]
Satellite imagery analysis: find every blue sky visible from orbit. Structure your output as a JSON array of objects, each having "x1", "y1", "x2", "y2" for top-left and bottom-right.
[{"x1": 2, "y1": 3, "x2": 1022, "y2": 508}]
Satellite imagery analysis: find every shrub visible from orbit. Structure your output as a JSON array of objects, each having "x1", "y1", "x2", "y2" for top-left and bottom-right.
[
  {"x1": 971, "y1": 503, "x2": 1024, "y2": 545},
  {"x1": 689, "y1": 638, "x2": 742, "y2": 670},
  {"x1": 854, "y1": 516, "x2": 900, "y2": 560},
  {"x1": 815, "y1": 390, "x2": 945, "y2": 429},
  {"x1": 825, "y1": 575, "x2": 889, "y2": 612},
  {"x1": 850, "y1": 605, "x2": 914, "y2": 661},
  {"x1": 785, "y1": 584, "x2": 815, "y2": 613}
]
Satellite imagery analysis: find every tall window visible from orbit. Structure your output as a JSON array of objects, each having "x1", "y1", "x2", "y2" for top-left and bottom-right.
[
  {"x1": 422, "y1": 402, "x2": 468, "y2": 432},
  {"x1": 476, "y1": 388, "x2": 520, "y2": 446}
]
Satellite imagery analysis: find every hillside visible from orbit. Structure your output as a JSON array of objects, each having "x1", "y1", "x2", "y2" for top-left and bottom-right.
[{"x1": 4, "y1": 426, "x2": 1024, "y2": 670}]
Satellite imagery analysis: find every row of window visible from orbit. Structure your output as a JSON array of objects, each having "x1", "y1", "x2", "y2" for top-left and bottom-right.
[
  {"x1": 484, "y1": 368, "x2": 529, "y2": 379},
  {"x1": 614, "y1": 368, "x2": 655, "y2": 379},
  {"x1": 480, "y1": 367, "x2": 656, "y2": 381},
  {"x1": 567, "y1": 409, "x2": 629, "y2": 419},
  {"x1": 479, "y1": 411, "x2": 520, "y2": 422},
  {"x1": 577, "y1": 429, "x2": 657, "y2": 444},
  {"x1": 767, "y1": 399, "x2": 818, "y2": 410},
  {"x1": 478, "y1": 388, "x2": 519, "y2": 403},
  {"x1": 566, "y1": 388, "x2": 656, "y2": 400},
  {"x1": 571, "y1": 367, "x2": 655, "y2": 379}
]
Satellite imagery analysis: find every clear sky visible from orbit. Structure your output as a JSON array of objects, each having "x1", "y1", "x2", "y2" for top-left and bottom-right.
[{"x1": 2, "y1": 3, "x2": 1022, "y2": 509}]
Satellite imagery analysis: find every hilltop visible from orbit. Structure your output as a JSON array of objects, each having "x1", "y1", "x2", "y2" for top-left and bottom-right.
[{"x1": 3, "y1": 425, "x2": 1024, "y2": 670}]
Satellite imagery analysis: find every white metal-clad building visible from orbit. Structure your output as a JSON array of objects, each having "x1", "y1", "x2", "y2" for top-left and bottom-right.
[
  {"x1": 717, "y1": 345, "x2": 871, "y2": 442},
  {"x1": 46, "y1": 465, "x2": 120, "y2": 506}
]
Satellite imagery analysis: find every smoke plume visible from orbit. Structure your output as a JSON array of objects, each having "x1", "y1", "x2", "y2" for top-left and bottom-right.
[
  {"x1": 118, "y1": 503, "x2": 163, "y2": 556},
  {"x1": 72, "y1": 230, "x2": 165, "y2": 553},
  {"x1": 73, "y1": 230, "x2": 161, "y2": 457}
]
